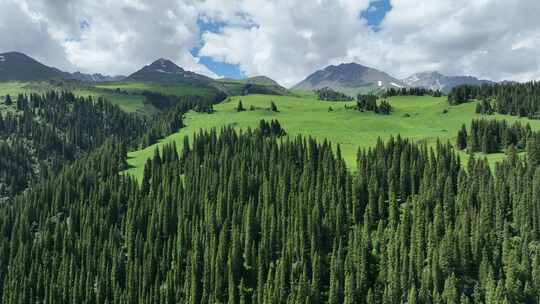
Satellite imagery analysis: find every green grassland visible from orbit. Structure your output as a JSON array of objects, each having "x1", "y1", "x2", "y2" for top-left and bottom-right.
[
  {"x1": 0, "y1": 81, "x2": 155, "y2": 114},
  {"x1": 94, "y1": 82, "x2": 217, "y2": 97},
  {"x1": 125, "y1": 94, "x2": 540, "y2": 179},
  {"x1": 0, "y1": 81, "x2": 225, "y2": 115},
  {"x1": 0, "y1": 81, "x2": 58, "y2": 97}
]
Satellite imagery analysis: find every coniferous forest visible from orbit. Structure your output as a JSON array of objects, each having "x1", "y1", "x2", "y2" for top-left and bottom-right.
[
  {"x1": 448, "y1": 81, "x2": 540, "y2": 119},
  {"x1": 0, "y1": 92, "x2": 147, "y2": 199},
  {"x1": 1, "y1": 1, "x2": 539, "y2": 302},
  {"x1": 0, "y1": 91, "x2": 217, "y2": 200},
  {"x1": 1, "y1": 116, "x2": 540, "y2": 303},
  {"x1": 456, "y1": 119, "x2": 533, "y2": 153}
]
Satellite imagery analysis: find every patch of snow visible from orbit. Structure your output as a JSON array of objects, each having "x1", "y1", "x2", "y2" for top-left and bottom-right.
[
  {"x1": 377, "y1": 80, "x2": 382, "y2": 87},
  {"x1": 0, "y1": 56, "x2": 5, "y2": 62},
  {"x1": 156, "y1": 69, "x2": 172, "y2": 74},
  {"x1": 390, "y1": 82, "x2": 403, "y2": 88}
]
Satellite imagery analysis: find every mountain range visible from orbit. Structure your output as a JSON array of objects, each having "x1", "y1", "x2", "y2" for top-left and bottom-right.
[
  {"x1": 0, "y1": 51, "x2": 499, "y2": 95},
  {"x1": 0, "y1": 52, "x2": 125, "y2": 82},
  {"x1": 292, "y1": 63, "x2": 496, "y2": 96},
  {"x1": 292, "y1": 63, "x2": 406, "y2": 96},
  {"x1": 402, "y1": 71, "x2": 494, "y2": 94}
]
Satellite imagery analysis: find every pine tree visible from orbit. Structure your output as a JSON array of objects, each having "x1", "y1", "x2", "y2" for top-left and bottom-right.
[
  {"x1": 457, "y1": 124, "x2": 468, "y2": 150},
  {"x1": 236, "y1": 100, "x2": 245, "y2": 112},
  {"x1": 270, "y1": 101, "x2": 278, "y2": 112},
  {"x1": 4, "y1": 94, "x2": 12, "y2": 105}
]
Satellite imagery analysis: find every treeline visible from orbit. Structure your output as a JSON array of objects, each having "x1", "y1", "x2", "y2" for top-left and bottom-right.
[
  {"x1": 456, "y1": 119, "x2": 533, "y2": 153},
  {"x1": 142, "y1": 90, "x2": 220, "y2": 113},
  {"x1": 0, "y1": 91, "x2": 147, "y2": 199},
  {"x1": 356, "y1": 94, "x2": 393, "y2": 114},
  {"x1": 315, "y1": 87, "x2": 353, "y2": 101},
  {"x1": 236, "y1": 100, "x2": 279, "y2": 113},
  {"x1": 0, "y1": 89, "x2": 208, "y2": 199},
  {"x1": 2, "y1": 124, "x2": 539, "y2": 302},
  {"x1": 383, "y1": 87, "x2": 442, "y2": 97},
  {"x1": 137, "y1": 95, "x2": 222, "y2": 148},
  {"x1": 257, "y1": 119, "x2": 286, "y2": 137},
  {"x1": 448, "y1": 81, "x2": 540, "y2": 119}
]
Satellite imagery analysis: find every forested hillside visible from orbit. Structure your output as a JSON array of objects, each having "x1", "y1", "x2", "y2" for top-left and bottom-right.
[
  {"x1": 0, "y1": 91, "x2": 147, "y2": 199},
  {"x1": 448, "y1": 81, "x2": 540, "y2": 119},
  {"x1": 1, "y1": 125, "x2": 539, "y2": 303},
  {"x1": 0, "y1": 89, "x2": 216, "y2": 200}
]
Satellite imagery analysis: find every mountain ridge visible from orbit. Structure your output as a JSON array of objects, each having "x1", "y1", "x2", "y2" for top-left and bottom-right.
[
  {"x1": 125, "y1": 58, "x2": 217, "y2": 86},
  {"x1": 292, "y1": 62, "x2": 407, "y2": 96},
  {"x1": 402, "y1": 71, "x2": 494, "y2": 93},
  {"x1": 0, "y1": 51, "x2": 124, "y2": 83}
]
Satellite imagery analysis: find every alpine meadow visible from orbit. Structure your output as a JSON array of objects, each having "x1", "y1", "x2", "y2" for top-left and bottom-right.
[{"x1": 1, "y1": 1, "x2": 540, "y2": 303}]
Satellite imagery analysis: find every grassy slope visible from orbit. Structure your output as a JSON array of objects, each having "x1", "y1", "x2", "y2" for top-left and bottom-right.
[
  {"x1": 94, "y1": 82, "x2": 217, "y2": 97},
  {"x1": 125, "y1": 94, "x2": 540, "y2": 179},
  {"x1": 0, "y1": 81, "x2": 153, "y2": 114},
  {"x1": 0, "y1": 81, "x2": 222, "y2": 115}
]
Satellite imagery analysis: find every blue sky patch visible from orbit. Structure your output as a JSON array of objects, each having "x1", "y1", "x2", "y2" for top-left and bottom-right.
[
  {"x1": 361, "y1": 0, "x2": 392, "y2": 31},
  {"x1": 200, "y1": 56, "x2": 245, "y2": 79},
  {"x1": 194, "y1": 18, "x2": 245, "y2": 79}
]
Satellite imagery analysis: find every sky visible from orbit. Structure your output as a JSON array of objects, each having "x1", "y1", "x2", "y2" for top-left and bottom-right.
[{"x1": 1, "y1": 0, "x2": 540, "y2": 87}]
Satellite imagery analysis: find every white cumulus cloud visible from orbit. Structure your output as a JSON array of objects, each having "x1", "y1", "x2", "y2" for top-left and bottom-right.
[{"x1": 1, "y1": 0, "x2": 540, "y2": 84}]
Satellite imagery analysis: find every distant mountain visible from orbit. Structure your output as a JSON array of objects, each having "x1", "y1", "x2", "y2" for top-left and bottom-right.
[
  {"x1": 71, "y1": 72, "x2": 125, "y2": 82},
  {"x1": 0, "y1": 51, "x2": 70, "y2": 81},
  {"x1": 217, "y1": 75, "x2": 288, "y2": 96},
  {"x1": 0, "y1": 51, "x2": 125, "y2": 83},
  {"x1": 292, "y1": 63, "x2": 406, "y2": 96},
  {"x1": 244, "y1": 76, "x2": 283, "y2": 87},
  {"x1": 126, "y1": 58, "x2": 215, "y2": 86},
  {"x1": 402, "y1": 71, "x2": 494, "y2": 94}
]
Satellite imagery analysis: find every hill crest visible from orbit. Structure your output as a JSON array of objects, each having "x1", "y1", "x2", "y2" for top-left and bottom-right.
[{"x1": 292, "y1": 62, "x2": 406, "y2": 96}]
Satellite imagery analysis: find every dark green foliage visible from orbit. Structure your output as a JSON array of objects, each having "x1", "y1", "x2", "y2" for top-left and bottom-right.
[
  {"x1": 236, "y1": 100, "x2": 245, "y2": 112},
  {"x1": 270, "y1": 101, "x2": 278, "y2": 112},
  {"x1": 142, "y1": 90, "x2": 222, "y2": 112},
  {"x1": 377, "y1": 100, "x2": 393, "y2": 115},
  {"x1": 357, "y1": 94, "x2": 378, "y2": 111},
  {"x1": 1, "y1": 125, "x2": 540, "y2": 303},
  {"x1": 241, "y1": 83, "x2": 286, "y2": 96},
  {"x1": 0, "y1": 91, "x2": 146, "y2": 199},
  {"x1": 448, "y1": 81, "x2": 540, "y2": 119},
  {"x1": 476, "y1": 99, "x2": 494, "y2": 115},
  {"x1": 456, "y1": 124, "x2": 468, "y2": 150},
  {"x1": 526, "y1": 133, "x2": 540, "y2": 166},
  {"x1": 3, "y1": 94, "x2": 12, "y2": 105},
  {"x1": 315, "y1": 87, "x2": 353, "y2": 101},
  {"x1": 137, "y1": 105, "x2": 185, "y2": 148},
  {"x1": 258, "y1": 119, "x2": 285, "y2": 137},
  {"x1": 384, "y1": 87, "x2": 442, "y2": 97},
  {"x1": 357, "y1": 95, "x2": 392, "y2": 114},
  {"x1": 458, "y1": 119, "x2": 532, "y2": 153}
]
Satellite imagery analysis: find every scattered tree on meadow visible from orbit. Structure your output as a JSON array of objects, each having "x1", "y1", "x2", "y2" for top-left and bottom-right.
[
  {"x1": 236, "y1": 100, "x2": 245, "y2": 112},
  {"x1": 357, "y1": 94, "x2": 378, "y2": 112},
  {"x1": 270, "y1": 101, "x2": 278, "y2": 112},
  {"x1": 377, "y1": 100, "x2": 393, "y2": 115},
  {"x1": 457, "y1": 119, "x2": 532, "y2": 153},
  {"x1": 4, "y1": 94, "x2": 12, "y2": 106},
  {"x1": 315, "y1": 87, "x2": 353, "y2": 101}
]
